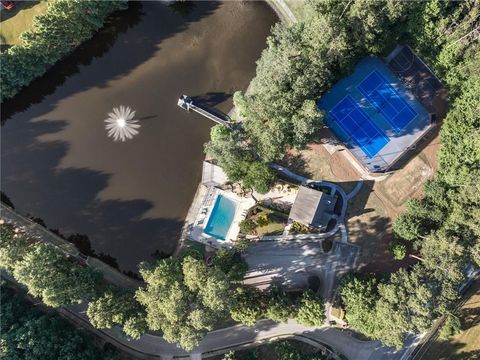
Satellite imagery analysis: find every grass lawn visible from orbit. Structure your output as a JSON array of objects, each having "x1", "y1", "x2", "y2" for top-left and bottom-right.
[
  {"x1": 246, "y1": 205, "x2": 288, "y2": 236},
  {"x1": 376, "y1": 154, "x2": 432, "y2": 207},
  {"x1": 422, "y1": 278, "x2": 480, "y2": 360},
  {"x1": 346, "y1": 183, "x2": 397, "y2": 273},
  {"x1": 0, "y1": 1, "x2": 49, "y2": 48}
]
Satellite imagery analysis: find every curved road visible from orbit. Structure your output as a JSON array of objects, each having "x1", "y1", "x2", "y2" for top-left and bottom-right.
[{"x1": 2, "y1": 198, "x2": 414, "y2": 360}]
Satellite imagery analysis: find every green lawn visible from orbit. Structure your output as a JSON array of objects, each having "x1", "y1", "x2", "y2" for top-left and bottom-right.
[
  {"x1": 246, "y1": 205, "x2": 288, "y2": 236},
  {"x1": 0, "y1": 1, "x2": 49, "y2": 47}
]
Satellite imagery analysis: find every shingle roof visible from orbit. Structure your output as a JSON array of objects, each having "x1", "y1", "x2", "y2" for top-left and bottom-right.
[{"x1": 289, "y1": 186, "x2": 335, "y2": 228}]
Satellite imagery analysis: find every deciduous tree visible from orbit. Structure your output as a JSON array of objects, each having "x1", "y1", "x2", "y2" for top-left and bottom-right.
[{"x1": 295, "y1": 290, "x2": 325, "y2": 327}]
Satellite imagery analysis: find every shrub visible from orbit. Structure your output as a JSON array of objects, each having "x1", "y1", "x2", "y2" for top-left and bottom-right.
[
  {"x1": 239, "y1": 219, "x2": 256, "y2": 234},
  {"x1": 234, "y1": 238, "x2": 253, "y2": 253},
  {"x1": 439, "y1": 314, "x2": 462, "y2": 339},
  {"x1": 290, "y1": 221, "x2": 312, "y2": 235},
  {"x1": 388, "y1": 240, "x2": 407, "y2": 260},
  {"x1": 256, "y1": 213, "x2": 270, "y2": 227},
  {"x1": 295, "y1": 290, "x2": 325, "y2": 327}
]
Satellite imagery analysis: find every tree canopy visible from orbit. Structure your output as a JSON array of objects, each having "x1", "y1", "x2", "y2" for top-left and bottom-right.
[
  {"x1": 229, "y1": 286, "x2": 264, "y2": 327},
  {"x1": 0, "y1": 0, "x2": 127, "y2": 100},
  {"x1": 136, "y1": 256, "x2": 233, "y2": 350},
  {"x1": 340, "y1": 0, "x2": 479, "y2": 349},
  {"x1": 0, "y1": 225, "x2": 100, "y2": 308},
  {"x1": 204, "y1": 125, "x2": 275, "y2": 194},
  {"x1": 295, "y1": 290, "x2": 325, "y2": 327},
  {"x1": 87, "y1": 288, "x2": 147, "y2": 339},
  {"x1": 0, "y1": 286, "x2": 116, "y2": 360}
]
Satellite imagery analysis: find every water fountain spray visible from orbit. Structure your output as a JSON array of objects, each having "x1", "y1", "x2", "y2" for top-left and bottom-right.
[{"x1": 104, "y1": 105, "x2": 140, "y2": 142}]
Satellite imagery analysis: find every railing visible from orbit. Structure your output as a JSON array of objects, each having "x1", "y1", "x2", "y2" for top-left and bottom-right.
[{"x1": 177, "y1": 95, "x2": 231, "y2": 127}]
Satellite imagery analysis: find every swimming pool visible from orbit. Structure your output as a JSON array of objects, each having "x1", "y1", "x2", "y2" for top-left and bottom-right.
[{"x1": 204, "y1": 195, "x2": 237, "y2": 240}]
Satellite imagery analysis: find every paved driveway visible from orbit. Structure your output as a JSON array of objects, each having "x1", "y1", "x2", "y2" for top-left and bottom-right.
[{"x1": 243, "y1": 240, "x2": 359, "y2": 299}]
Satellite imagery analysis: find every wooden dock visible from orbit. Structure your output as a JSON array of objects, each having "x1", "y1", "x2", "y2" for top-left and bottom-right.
[{"x1": 177, "y1": 95, "x2": 230, "y2": 127}]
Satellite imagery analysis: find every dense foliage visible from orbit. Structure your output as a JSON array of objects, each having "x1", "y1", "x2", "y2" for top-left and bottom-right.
[
  {"x1": 0, "y1": 0, "x2": 127, "y2": 101},
  {"x1": 230, "y1": 286, "x2": 265, "y2": 326},
  {"x1": 212, "y1": 248, "x2": 249, "y2": 282},
  {"x1": 230, "y1": 285, "x2": 325, "y2": 328},
  {"x1": 204, "y1": 125, "x2": 275, "y2": 193},
  {"x1": 136, "y1": 256, "x2": 233, "y2": 350},
  {"x1": 0, "y1": 286, "x2": 117, "y2": 360},
  {"x1": 388, "y1": 240, "x2": 407, "y2": 260},
  {"x1": 439, "y1": 314, "x2": 462, "y2": 339},
  {"x1": 265, "y1": 286, "x2": 295, "y2": 323},
  {"x1": 294, "y1": 290, "x2": 325, "y2": 327},
  {"x1": 87, "y1": 288, "x2": 147, "y2": 339},
  {"x1": 341, "y1": 0, "x2": 480, "y2": 349},
  {"x1": 221, "y1": 340, "x2": 327, "y2": 360},
  {"x1": 205, "y1": 0, "x2": 420, "y2": 190},
  {"x1": 0, "y1": 225, "x2": 100, "y2": 307}
]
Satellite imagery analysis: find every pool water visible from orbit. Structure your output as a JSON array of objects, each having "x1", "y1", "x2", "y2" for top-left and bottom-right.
[{"x1": 204, "y1": 195, "x2": 237, "y2": 240}]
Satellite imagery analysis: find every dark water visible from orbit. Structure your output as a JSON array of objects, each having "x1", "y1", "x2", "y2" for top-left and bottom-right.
[{"x1": 1, "y1": 1, "x2": 276, "y2": 272}]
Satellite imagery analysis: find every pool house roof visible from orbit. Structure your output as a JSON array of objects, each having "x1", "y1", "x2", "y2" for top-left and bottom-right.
[{"x1": 289, "y1": 186, "x2": 335, "y2": 229}]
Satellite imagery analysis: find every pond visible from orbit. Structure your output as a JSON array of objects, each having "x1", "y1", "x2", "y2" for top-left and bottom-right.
[{"x1": 1, "y1": 1, "x2": 277, "y2": 273}]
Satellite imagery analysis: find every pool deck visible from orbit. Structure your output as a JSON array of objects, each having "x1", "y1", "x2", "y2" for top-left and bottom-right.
[{"x1": 189, "y1": 187, "x2": 254, "y2": 248}]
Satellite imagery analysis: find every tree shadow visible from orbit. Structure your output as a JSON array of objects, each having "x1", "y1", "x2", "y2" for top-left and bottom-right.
[
  {"x1": 1, "y1": 1, "x2": 221, "y2": 123},
  {"x1": 1, "y1": 115, "x2": 184, "y2": 273},
  {"x1": 386, "y1": 122, "x2": 440, "y2": 172},
  {"x1": 1, "y1": 1, "x2": 277, "y2": 275},
  {"x1": 279, "y1": 151, "x2": 313, "y2": 179},
  {"x1": 0, "y1": 33, "x2": 10, "y2": 52},
  {"x1": 345, "y1": 180, "x2": 375, "y2": 218},
  {"x1": 347, "y1": 214, "x2": 415, "y2": 274},
  {"x1": 168, "y1": 1, "x2": 196, "y2": 18},
  {"x1": 424, "y1": 339, "x2": 480, "y2": 360},
  {"x1": 191, "y1": 92, "x2": 233, "y2": 108},
  {"x1": 190, "y1": 92, "x2": 234, "y2": 122},
  {"x1": 244, "y1": 240, "x2": 360, "y2": 301},
  {"x1": 198, "y1": 319, "x2": 280, "y2": 352},
  {"x1": 138, "y1": 115, "x2": 158, "y2": 121}
]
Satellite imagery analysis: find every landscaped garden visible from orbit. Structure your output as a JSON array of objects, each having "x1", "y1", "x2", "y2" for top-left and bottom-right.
[
  {"x1": 289, "y1": 221, "x2": 318, "y2": 235},
  {"x1": 239, "y1": 204, "x2": 288, "y2": 236}
]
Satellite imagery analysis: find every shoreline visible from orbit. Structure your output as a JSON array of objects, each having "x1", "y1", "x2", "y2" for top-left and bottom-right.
[{"x1": 173, "y1": 0, "x2": 288, "y2": 258}]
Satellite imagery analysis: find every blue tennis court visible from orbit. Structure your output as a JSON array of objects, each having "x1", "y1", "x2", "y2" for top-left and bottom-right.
[
  {"x1": 357, "y1": 70, "x2": 417, "y2": 133},
  {"x1": 329, "y1": 96, "x2": 389, "y2": 158}
]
